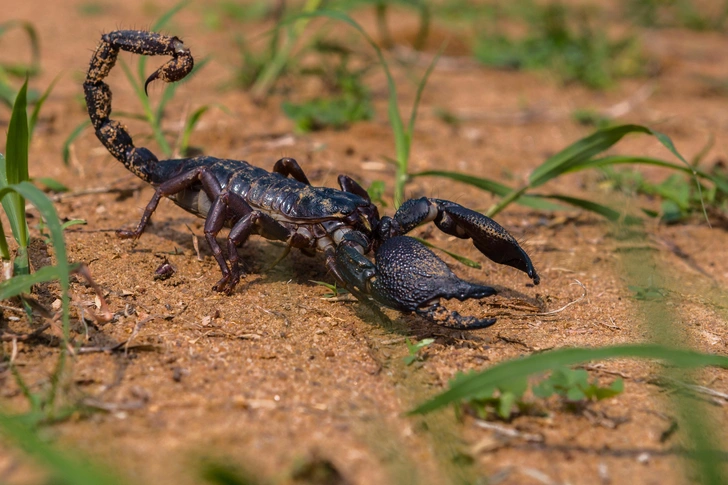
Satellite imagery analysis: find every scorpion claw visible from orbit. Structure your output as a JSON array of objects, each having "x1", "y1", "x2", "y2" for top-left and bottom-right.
[
  {"x1": 434, "y1": 200, "x2": 539, "y2": 284},
  {"x1": 390, "y1": 198, "x2": 539, "y2": 285},
  {"x1": 416, "y1": 304, "x2": 497, "y2": 330},
  {"x1": 336, "y1": 236, "x2": 498, "y2": 329}
]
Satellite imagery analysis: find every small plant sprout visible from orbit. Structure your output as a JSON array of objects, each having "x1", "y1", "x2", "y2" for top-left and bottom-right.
[
  {"x1": 450, "y1": 370, "x2": 529, "y2": 420},
  {"x1": 628, "y1": 283, "x2": 667, "y2": 302},
  {"x1": 282, "y1": 41, "x2": 374, "y2": 132},
  {"x1": 532, "y1": 367, "x2": 624, "y2": 406},
  {"x1": 366, "y1": 180, "x2": 387, "y2": 207},
  {"x1": 403, "y1": 338, "x2": 435, "y2": 366},
  {"x1": 1, "y1": 80, "x2": 32, "y2": 276},
  {"x1": 411, "y1": 345, "x2": 728, "y2": 416},
  {"x1": 311, "y1": 280, "x2": 348, "y2": 299},
  {"x1": 449, "y1": 367, "x2": 623, "y2": 421},
  {"x1": 0, "y1": 20, "x2": 41, "y2": 107}
]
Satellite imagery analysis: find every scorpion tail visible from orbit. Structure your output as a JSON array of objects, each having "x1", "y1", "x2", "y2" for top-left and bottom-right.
[{"x1": 83, "y1": 30, "x2": 194, "y2": 182}]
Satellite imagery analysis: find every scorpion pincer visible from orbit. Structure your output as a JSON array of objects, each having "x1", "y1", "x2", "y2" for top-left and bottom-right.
[{"x1": 84, "y1": 30, "x2": 540, "y2": 330}]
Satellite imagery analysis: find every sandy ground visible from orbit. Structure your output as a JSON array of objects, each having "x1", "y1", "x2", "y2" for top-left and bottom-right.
[{"x1": 1, "y1": 1, "x2": 728, "y2": 484}]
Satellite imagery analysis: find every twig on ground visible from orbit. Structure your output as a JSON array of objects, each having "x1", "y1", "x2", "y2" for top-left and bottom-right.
[
  {"x1": 497, "y1": 334, "x2": 539, "y2": 351},
  {"x1": 0, "y1": 303, "x2": 26, "y2": 314},
  {"x1": 535, "y1": 280, "x2": 587, "y2": 316},
  {"x1": 24, "y1": 184, "x2": 144, "y2": 210},
  {"x1": 255, "y1": 305, "x2": 290, "y2": 327},
  {"x1": 0, "y1": 323, "x2": 51, "y2": 342},
  {"x1": 81, "y1": 397, "x2": 146, "y2": 412},
  {"x1": 125, "y1": 312, "x2": 153, "y2": 355},
  {"x1": 392, "y1": 44, "x2": 478, "y2": 71},
  {"x1": 321, "y1": 294, "x2": 358, "y2": 302},
  {"x1": 473, "y1": 419, "x2": 545, "y2": 442},
  {"x1": 649, "y1": 376, "x2": 728, "y2": 406},
  {"x1": 581, "y1": 364, "x2": 632, "y2": 379},
  {"x1": 593, "y1": 316, "x2": 621, "y2": 331},
  {"x1": 185, "y1": 224, "x2": 203, "y2": 261},
  {"x1": 601, "y1": 83, "x2": 655, "y2": 119},
  {"x1": 76, "y1": 341, "x2": 158, "y2": 354}
]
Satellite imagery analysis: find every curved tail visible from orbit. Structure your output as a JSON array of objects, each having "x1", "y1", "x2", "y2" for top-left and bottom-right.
[{"x1": 83, "y1": 30, "x2": 194, "y2": 182}]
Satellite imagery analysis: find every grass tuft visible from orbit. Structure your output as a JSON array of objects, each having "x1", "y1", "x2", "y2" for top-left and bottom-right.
[{"x1": 473, "y1": 3, "x2": 644, "y2": 89}]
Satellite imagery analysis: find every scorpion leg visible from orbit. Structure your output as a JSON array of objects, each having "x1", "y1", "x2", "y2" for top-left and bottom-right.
[
  {"x1": 272, "y1": 157, "x2": 311, "y2": 185},
  {"x1": 337, "y1": 175, "x2": 371, "y2": 201},
  {"x1": 118, "y1": 167, "x2": 221, "y2": 240},
  {"x1": 383, "y1": 197, "x2": 539, "y2": 284},
  {"x1": 205, "y1": 192, "x2": 290, "y2": 294},
  {"x1": 334, "y1": 235, "x2": 497, "y2": 329}
]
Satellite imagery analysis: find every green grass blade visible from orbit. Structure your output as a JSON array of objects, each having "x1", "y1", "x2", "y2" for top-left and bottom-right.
[
  {"x1": 529, "y1": 124, "x2": 651, "y2": 188},
  {"x1": 0, "y1": 199, "x2": 9, "y2": 261},
  {"x1": 61, "y1": 120, "x2": 91, "y2": 166},
  {"x1": 138, "y1": 0, "x2": 191, "y2": 84},
  {"x1": 152, "y1": 0, "x2": 190, "y2": 31},
  {"x1": 286, "y1": 9, "x2": 406, "y2": 204},
  {"x1": 155, "y1": 84, "x2": 178, "y2": 130},
  {"x1": 120, "y1": 59, "x2": 172, "y2": 156},
  {"x1": 0, "y1": 74, "x2": 16, "y2": 108},
  {"x1": 412, "y1": 170, "x2": 568, "y2": 211},
  {"x1": 488, "y1": 124, "x2": 706, "y2": 219},
  {"x1": 179, "y1": 105, "x2": 211, "y2": 154},
  {"x1": 7, "y1": 182, "x2": 70, "y2": 287},
  {"x1": 568, "y1": 155, "x2": 698, "y2": 175},
  {"x1": 536, "y1": 194, "x2": 642, "y2": 224},
  {"x1": 406, "y1": 45, "x2": 441, "y2": 138},
  {"x1": 0, "y1": 20, "x2": 41, "y2": 76},
  {"x1": 0, "y1": 154, "x2": 8, "y2": 260},
  {"x1": 119, "y1": 58, "x2": 146, "y2": 110},
  {"x1": 29, "y1": 74, "x2": 61, "y2": 138},
  {"x1": 0, "y1": 411, "x2": 125, "y2": 485},
  {"x1": 0, "y1": 264, "x2": 66, "y2": 299},
  {"x1": 568, "y1": 155, "x2": 728, "y2": 195},
  {"x1": 650, "y1": 129, "x2": 709, "y2": 224},
  {"x1": 1, "y1": 182, "x2": 73, "y2": 336},
  {"x1": 60, "y1": 219, "x2": 86, "y2": 230},
  {"x1": 249, "y1": 0, "x2": 322, "y2": 100},
  {"x1": 410, "y1": 344, "x2": 728, "y2": 415},
  {"x1": 392, "y1": 42, "x2": 441, "y2": 208},
  {"x1": 155, "y1": 56, "x2": 210, "y2": 123},
  {"x1": 34, "y1": 177, "x2": 70, "y2": 193},
  {"x1": 413, "y1": 237, "x2": 481, "y2": 268},
  {"x1": 3, "y1": 78, "x2": 30, "y2": 253}
]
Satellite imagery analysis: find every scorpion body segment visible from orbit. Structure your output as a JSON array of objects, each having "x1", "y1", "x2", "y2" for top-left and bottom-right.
[{"x1": 85, "y1": 30, "x2": 540, "y2": 329}]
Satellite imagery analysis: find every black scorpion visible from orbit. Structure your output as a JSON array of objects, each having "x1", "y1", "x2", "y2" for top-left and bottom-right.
[{"x1": 83, "y1": 30, "x2": 540, "y2": 330}]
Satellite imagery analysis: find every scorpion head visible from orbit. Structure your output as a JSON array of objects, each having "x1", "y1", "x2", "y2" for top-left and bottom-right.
[
  {"x1": 334, "y1": 197, "x2": 539, "y2": 329},
  {"x1": 341, "y1": 201, "x2": 381, "y2": 251}
]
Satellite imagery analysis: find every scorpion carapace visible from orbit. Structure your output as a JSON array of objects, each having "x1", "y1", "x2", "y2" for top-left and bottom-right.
[{"x1": 84, "y1": 30, "x2": 539, "y2": 330}]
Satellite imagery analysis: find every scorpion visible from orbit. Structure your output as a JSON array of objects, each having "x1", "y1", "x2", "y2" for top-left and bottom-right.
[{"x1": 83, "y1": 30, "x2": 540, "y2": 330}]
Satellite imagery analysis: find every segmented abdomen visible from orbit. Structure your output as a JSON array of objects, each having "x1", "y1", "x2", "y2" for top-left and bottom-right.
[{"x1": 154, "y1": 157, "x2": 366, "y2": 223}]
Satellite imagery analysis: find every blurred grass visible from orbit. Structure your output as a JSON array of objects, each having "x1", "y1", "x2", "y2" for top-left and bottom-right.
[
  {"x1": 1, "y1": 79, "x2": 98, "y2": 484},
  {"x1": 473, "y1": 3, "x2": 644, "y2": 89}
]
